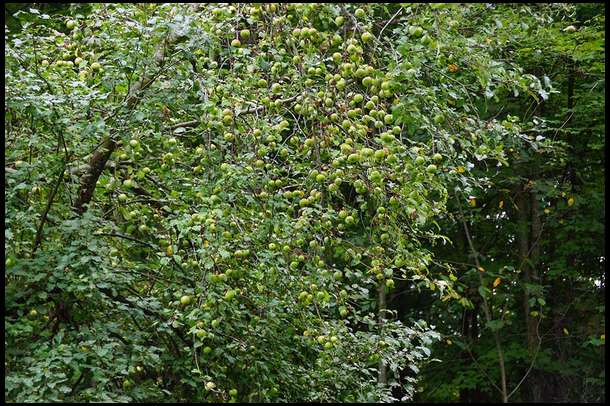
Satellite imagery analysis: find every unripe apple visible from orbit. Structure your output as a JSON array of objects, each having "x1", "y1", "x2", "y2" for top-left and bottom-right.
[
  {"x1": 347, "y1": 153, "x2": 360, "y2": 164},
  {"x1": 374, "y1": 149, "x2": 386, "y2": 160},
  {"x1": 224, "y1": 289, "x2": 236, "y2": 301},
  {"x1": 362, "y1": 76, "x2": 373, "y2": 87}
]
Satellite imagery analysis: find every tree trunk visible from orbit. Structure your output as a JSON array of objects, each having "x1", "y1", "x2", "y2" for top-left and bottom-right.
[
  {"x1": 516, "y1": 185, "x2": 543, "y2": 402},
  {"x1": 528, "y1": 190, "x2": 541, "y2": 352},
  {"x1": 73, "y1": 137, "x2": 116, "y2": 214},
  {"x1": 456, "y1": 230, "x2": 484, "y2": 403}
]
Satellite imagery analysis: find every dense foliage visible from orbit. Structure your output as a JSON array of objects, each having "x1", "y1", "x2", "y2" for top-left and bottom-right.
[
  {"x1": 412, "y1": 3, "x2": 606, "y2": 403},
  {"x1": 4, "y1": 3, "x2": 604, "y2": 403}
]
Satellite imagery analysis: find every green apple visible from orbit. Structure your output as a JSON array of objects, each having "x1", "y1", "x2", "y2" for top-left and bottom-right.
[
  {"x1": 347, "y1": 153, "x2": 360, "y2": 164},
  {"x1": 361, "y1": 32, "x2": 373, "y2": 42},
  {"x1": 374, "y1": 149, "x2": 386, "y2": 160}
]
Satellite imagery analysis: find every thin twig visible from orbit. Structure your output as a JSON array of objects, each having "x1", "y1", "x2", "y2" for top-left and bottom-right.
[
  {"x1": 507, "y1": 316, "x2": 543, "y2": 400},
  {"x1": 378, "y1": 7, "x2": 403, "y2": 40},
  {"x1": 94, "y1": 232, "x2": 156, "y2": 249},
  {"x1": 32, "y1": 162, "x2": 66, "y2": 253},
  {"x1": 457, "y1": 194, "x2": 508, "y2": 403}
]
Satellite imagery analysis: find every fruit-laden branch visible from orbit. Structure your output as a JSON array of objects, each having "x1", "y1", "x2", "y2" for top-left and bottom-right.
[
  {"x1": 73, "y1": 34, "x2": 178, "y2": 215},
  {"x1": 98, "y1": 287, "x2": 190, "y2": 347},
  {"x1": 167, "y1": 95, "x2": 299, "y2": 131}
]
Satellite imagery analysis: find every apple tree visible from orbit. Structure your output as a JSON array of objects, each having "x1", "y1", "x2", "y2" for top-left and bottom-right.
[{"x1": 5, "y1": 3, "x2": 547, "y2": 402}]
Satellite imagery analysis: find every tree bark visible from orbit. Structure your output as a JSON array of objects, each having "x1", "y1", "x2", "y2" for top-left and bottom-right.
[
  {"x1": 516, "y1": 184, "x2": 544, "y2": 402},
  {"x1": 73, "y1": 137, "x2": 117, "y2": 214}
]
